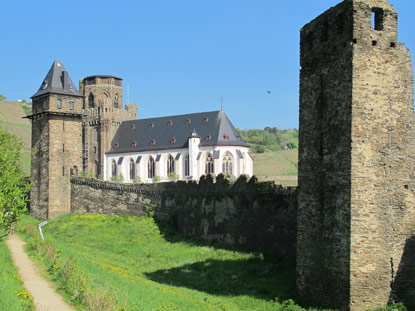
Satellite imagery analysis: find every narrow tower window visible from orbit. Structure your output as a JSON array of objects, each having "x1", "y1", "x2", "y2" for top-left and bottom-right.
[
  {"x1": 57, "y1": 99, "x2": 62, "y2": 109},
  {"x1": 184, "y1": 154, "x2": 190, "y2": 176},
  {"x1": 69, "y1": 101, "x2": 74, "y2": 110},
  {"x1": 372, "y1": 8, "x2": 384, "y2": 31},
  {"x1": 88, "y1": 93, "x2": 94, "y2": 108}
]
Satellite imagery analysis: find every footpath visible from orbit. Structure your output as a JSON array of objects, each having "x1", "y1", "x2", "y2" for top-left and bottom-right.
[{"x1": 6, "y1": 234, "x2": 75, "y2": 311}]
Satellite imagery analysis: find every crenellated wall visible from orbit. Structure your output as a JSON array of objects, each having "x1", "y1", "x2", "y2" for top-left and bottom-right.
[{"x1": 70, "y1": 175, "x2": 298, "y2": 258}]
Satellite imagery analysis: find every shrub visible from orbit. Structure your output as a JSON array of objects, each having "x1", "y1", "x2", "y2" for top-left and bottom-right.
[
  {"x1": 168, "y1": 172, "x2": 179, "y2": 182},
  {"x1": 117, "y1": 173, "x2": 124, "y2": 183},
  {"x1": 152, "y1": 176, "x2": 160, "y2": 183},
  {"x1": 133, "y1": 176, "x2": 142, "y2": 184}
]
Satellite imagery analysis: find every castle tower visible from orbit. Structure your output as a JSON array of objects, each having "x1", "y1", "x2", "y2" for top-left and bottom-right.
[
  {"x1": 297, "y1": 0, "x2": 415, "y2": 310},
  {"x1": 79, "y1": 75, "x2": 137, "y2": 177},
  {"x1": 29, "y1": 61, "x2": 84, "y2": 219}
]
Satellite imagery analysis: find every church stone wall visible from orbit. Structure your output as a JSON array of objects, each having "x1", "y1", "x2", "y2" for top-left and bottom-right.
[{"x1": 70, "y1": 175, "x2": 297, "y2": 258}]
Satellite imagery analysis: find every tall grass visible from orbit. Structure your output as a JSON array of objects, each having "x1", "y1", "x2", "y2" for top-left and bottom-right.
[
  {"x1": 0, "y1": 234, "x2": 33, "y2": 310},
  {"x1": 16, "y1": 214, "x2": 327, "y2": 311}
]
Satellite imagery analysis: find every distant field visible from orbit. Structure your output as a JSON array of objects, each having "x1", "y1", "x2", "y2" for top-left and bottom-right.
[
  {"x1": 251, "y1": 149, "x2": 298, "y2": 186},
  {"x1": 0, "y1": 101, "x2": 31, "y2": 175}
]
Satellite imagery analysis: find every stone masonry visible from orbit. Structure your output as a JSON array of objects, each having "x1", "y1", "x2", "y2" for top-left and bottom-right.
[
  {"x1": 79, "y1": 76, "x2": 137, "y2": 177},
  {"x1": 297, "y1": 0, "x2": 415, "y2": 310},
  {"x1": 30, "y1": 93, "x2": 83, "y2": 219},
  {"x1": 70, "y1": 175, "x2": 298, "y2": 259}
]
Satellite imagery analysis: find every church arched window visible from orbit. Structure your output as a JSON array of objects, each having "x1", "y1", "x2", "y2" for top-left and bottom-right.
[
  {"x1": 205, "y1": 153, "x2": 214, "y2": 175},
  {"x1": 222, "y1": 152, "x2": 233, "y2": 175},
  {"x1": 129, "y1": 158, "x2": 135, "y2": 180},
  {"x1": 111, "y1": 160, "x2": 117, "y2": 178},
  {"x1": 148, "y1": 156, "x2": 155, "y2": 179},
  {"x1": 184, "y1": 154, "x2": 190, "y2": 176},
  {"x1": 167, "y1": 155, "x2": 175, "y2": 175},
  {"x1": 88, "y1": 93, "x2": 94, "y2": 108}
]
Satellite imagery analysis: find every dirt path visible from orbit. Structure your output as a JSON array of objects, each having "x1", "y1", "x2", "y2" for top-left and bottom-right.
[{"x1": 6, "y1": 234, "x2": 75, "y2": 311}]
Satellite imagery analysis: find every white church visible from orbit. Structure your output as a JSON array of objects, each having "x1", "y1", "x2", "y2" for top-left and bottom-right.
[{"x1": 104, "y1": 110, "x2": 253, "y2": 183}]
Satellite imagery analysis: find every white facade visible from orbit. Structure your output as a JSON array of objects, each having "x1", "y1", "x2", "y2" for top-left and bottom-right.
[{"x1": 104, "y1": 141, "x2": 253, "y2": 183}]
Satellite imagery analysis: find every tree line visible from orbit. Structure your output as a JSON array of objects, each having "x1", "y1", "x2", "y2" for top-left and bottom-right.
[{"x1": 236, "y1": 127, "x2": 298, "y2": 153}]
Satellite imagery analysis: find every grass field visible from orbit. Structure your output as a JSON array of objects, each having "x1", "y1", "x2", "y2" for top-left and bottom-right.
[
  {"x1": 251, "y1": 149, "x2": 298, "y2": 186},
  {"x1": 16, "y1": 214, "x2": 324, "y2": 311},
  {"x1": 0, "y1": 235, "x2": 33, "y2": 310}
]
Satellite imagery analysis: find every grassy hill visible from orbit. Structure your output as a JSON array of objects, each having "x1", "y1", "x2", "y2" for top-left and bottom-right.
[
  {"x1": 251, "y1": 149, "x2": 298, "y2": 186},
  {"x1": 16, "y1": 214, "x2": 318, "y2": 311},
  {"x1": 0, "y1": 101, "x2": 31, "y2": 174}
]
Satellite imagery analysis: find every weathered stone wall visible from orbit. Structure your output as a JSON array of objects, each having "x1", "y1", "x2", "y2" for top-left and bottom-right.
[
  {"x1": 298, "y1": 0, "x2": 415, "y2": 310},
  {"x1": 297, "y1": 1, "x2": 353, "y2": 308},
  {"x1": 350, "y1": 0, "x2": 415, "y2": 308},
  {"x1": 70, "y1": 175, "x2": 298, "y2": 258}
]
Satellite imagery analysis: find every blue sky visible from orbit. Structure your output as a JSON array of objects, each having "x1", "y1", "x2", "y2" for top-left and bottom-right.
[{"x1": 1, "y1": 0, "x2": 414, "y2": 129}]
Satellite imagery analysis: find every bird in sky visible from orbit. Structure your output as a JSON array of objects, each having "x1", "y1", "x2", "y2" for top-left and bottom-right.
[{"x1": 267, "y1": 91, "x2": 271, "y2": 94}]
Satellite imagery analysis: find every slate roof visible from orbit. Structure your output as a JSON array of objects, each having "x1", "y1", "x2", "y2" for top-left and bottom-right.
[
  {"x1": 107, "y1": 110, "x2": 249, "y2": 154},
  {"x1": 32, "y1": 61, "x2": 83, "y2": 98}
]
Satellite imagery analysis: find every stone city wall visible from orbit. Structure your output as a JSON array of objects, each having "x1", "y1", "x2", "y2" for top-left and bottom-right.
[{"x1": 70, "y1": 175, "x2": 298, "y2": 258}]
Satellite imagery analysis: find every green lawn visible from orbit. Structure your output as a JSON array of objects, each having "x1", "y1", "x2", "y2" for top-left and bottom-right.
[
  {"x1": 16, "y1": 214, "x2": 325, "y2": 311},
  {"x1": 0, "y1": 235, "x2": 33, "y2": 310}
]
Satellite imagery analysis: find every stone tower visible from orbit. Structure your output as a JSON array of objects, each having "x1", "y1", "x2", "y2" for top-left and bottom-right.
[
  {"x1": 29, "y1": 61, "x2": 84, "y2": 219},
  {"x1": 297, "y1": 0, "x2": 415, "y2": 310},
  {"x1": 79, "y1": 75, "x2": 137, "y2": 177}
]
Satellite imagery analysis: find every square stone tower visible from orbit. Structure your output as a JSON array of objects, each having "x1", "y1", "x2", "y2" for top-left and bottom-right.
[
  {"x1": 29, "y1": 61, "x2": 84, "y2": 219},
  {"x1": 297, "y1": 0, "x2": 415, "y2": 310},
  {"x1": 79, "y1": 75, "x2": 137, "y2": 177}
]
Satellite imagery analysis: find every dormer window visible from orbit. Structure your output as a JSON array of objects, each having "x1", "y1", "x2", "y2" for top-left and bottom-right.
[
  {"x1": 224, "y1": 135, "x2": 229, "y2": 140},
  {"x1": 167, "y1": 121, "x2": 172, "y2": 126},
  {"x1": 131, "y1": 142, "x2": 136, "y2": 147},
  {"x1": 170, "y1": 139, "x2": 176, "y2": 144},
  {"x1": 69, "y1": 84, "x2": 73, "y2": 89},
  {"x1": 205, "y1": 136, "x2": 211, "y2": 141},
  {"x1": 130, "y1": 125, "x2": 135, "y2": 130},
  {"x1": 203, "y1": 118, "x2": 208, "y2": 123},
  {"x1": 150, "y1": 140, "x2": 155, "y2": 146},
  {"x1": 113, "y1": 143, "x2": 118, "y2": 149},
  {"x1": 42, "y1": 80, "x2": 48, "y2": 90},
  {"x1": 149, "y1": 123, "x2": 154, "y2": 128},
  {"x1": 185, "y1": 119, "x2": 191, "y2": 124},
  {"x1": 237, "y1": 136, "x2": 241, "y2": 141}
]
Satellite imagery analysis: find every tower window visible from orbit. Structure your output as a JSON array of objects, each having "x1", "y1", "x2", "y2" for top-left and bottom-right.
[
  {"x1": 57, "y1": 99, "x2": 62, "y2": 109},
  {"x1": 69, "y1": 101, "x2": 74, "y2": 110},
  {"x1": 224, "y1": 135, "x2": 229, "y2": 140},
  {"x1": 372, "y1": 8, "x2": 384, "y2": 31}
]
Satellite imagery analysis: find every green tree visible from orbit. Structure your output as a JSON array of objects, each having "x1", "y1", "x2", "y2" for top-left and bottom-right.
[
  {"x1": 0, "y1": 94, "x2": 6, "y2": 101},
  {"x1": 0, "y1": 127, "x2": 30, "y2": 238}
]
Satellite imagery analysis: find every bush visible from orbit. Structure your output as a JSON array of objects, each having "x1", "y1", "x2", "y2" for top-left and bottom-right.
[
  {"x1": 133, "y1": 176, "x2": 142, "y2": 184},
  {"x1": 168, "y1": 172, "x2": 179, "y2": 182},
  {"x1": 117, "y1": 173, "x2": 124, "y2": 183},
  {"x1": 152, "y1": 176, "x2": 160, "y2": 183}
]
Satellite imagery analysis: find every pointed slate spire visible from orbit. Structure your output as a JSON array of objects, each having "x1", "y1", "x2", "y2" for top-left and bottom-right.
[{"x1": 32, "y1": 60, "x2": 83, "y2": 99}]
